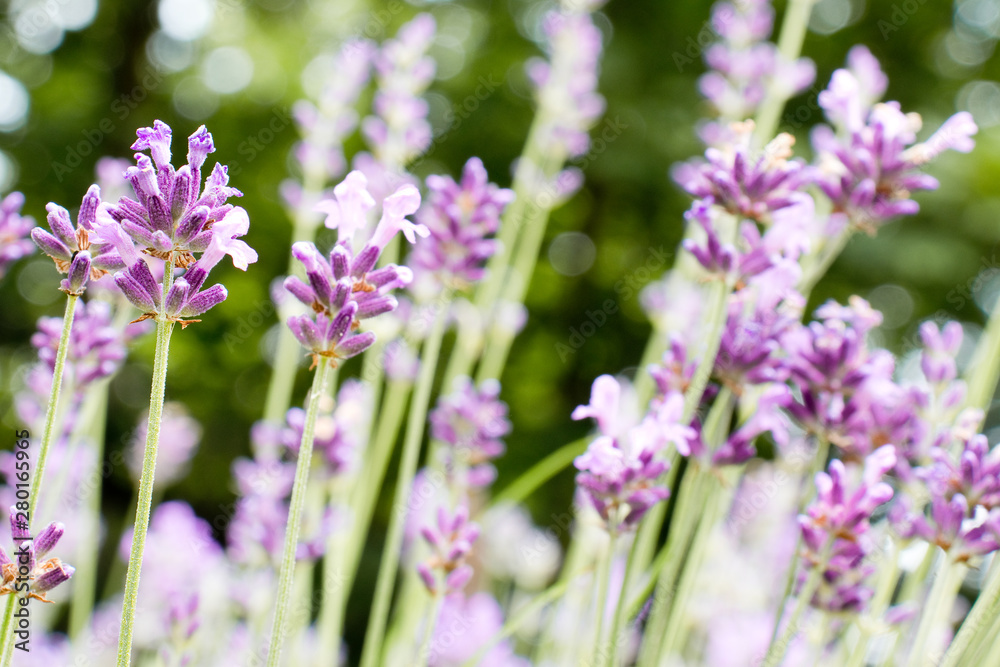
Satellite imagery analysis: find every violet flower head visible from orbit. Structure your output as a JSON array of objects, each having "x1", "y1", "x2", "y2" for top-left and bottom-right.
[
  {"x1": 0, "y1": 513, "x2": 74, "y2": 603},
  {"x1": 98, "y1": 122, "x2": 256, "y2": 324},
  {"x1": 648, "y1": 335, "x2": 696, "y2": 398},
  {"x1": 0, "y1": 191, "x2": 35, "y2": 278},
  {"x1": 417, "y1": 504, "x2": 480, "y2": 596},
  {"x1": 797, "y1": 446, "x2": 895, "y2": 612},
  {"x1": 127, "y1": 402, "x2": 202, "y2": 488},
  {"x1": 286, "y1": 177, "x2": 421, "y2": 368},
  {"x1": 411, "y1": 157, "x2": 515, "y2": 290},
  {"x1": 812, "y1": 49, "x2": 977, "y2": 232},
  {"x1": 573, "y1": 376, "x2": 691, "y2": 530},
  {"x1": 362, "y1": 14, "x2": 436, "y2": 170},
  {"x1": 527, "y1": 9, "x2": 606, "y2": 159},
  {"x1": 674, "y1": 125, "x2": 806, "y2": 224},
  {"x1": 31, "y1": 185, "x2": 124, "y2": 296},
  {"x1": 283, "y1": 380, "x2": 372, "y2": 475},
  {"x1": 293, "y1": 39, "x2": 376, "y2": 184},
  {"x1": 30, "y1": 299, "x2": 145, "y2": 388},
  {"x1": 920, "y1": 320, "x2": 963, "y2": 386},
  {"x1": 892, "y1": 434, "x2": 1000, "y2": 561},
  {"x1": 696, "y1": 0, "x2": 814, "y2": 146},
  {"x1": 431, "y1": 377, "x2": 512, "y2": 488}
]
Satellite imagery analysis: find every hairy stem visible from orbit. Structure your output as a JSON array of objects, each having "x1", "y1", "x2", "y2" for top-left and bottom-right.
[
  {"x1": 264, "y1": 361, "x2": 332, "y2": 667},
  {"x1": 359, "y1": 299, "x2": 450, "y2": 667}
]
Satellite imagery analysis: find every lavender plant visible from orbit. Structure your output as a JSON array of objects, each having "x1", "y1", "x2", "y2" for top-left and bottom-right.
[{"x1": 2, "y1": 0, "x2": 999, "y2": 666}]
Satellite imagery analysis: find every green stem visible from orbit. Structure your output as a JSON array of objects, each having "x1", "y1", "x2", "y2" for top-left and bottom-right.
[
  {"x1": 415, "y1": 594, "x2": 445, "y2": 667},
  {"x1": 769, "y1": 435, "x2": 830, "y2": 644},
  {"x1": 964, "y1": 288, "x2": 1000, "y2": 419},
  {"x1": 905, "y1": 556, "x2": 965, "y2": 667},
  {"x1": 844, "y1": 541, "x2": 900, "y2": 667},
  {"x1": 262, "y1": 166, "x2": 325, "y2": 426},
  {"x1": 761, "y1": 539, "x2": 833, "y2": 667},
  {"x1": 116, "y1": 315, "x2": 176, "y2": 667},
  {"x1": 29, "y1": 293, "x2": 78, "y2": 520},
  {"x1": 590, "y1": 530, "x2": 616, "y2": 667},
  {"x1": 635, "y1": 467, "x2": 707, "y2": 667},
  {"x1": 605, "y1": 532, "x2": 641, "y2": 667},
  {"x1": 265, "y1": 361, "x2": 332, "y2": 667},
  {"x1": 752, "y1": 0, "x2": 817, "y2": 146},
  {"x1": 488, "y1": 436, "x2": 590, "y2": 509},
  {"x1": 68, "y1": 380, "x2": 110, "y2": 638},
  {"x1": 359, "y1": 299, "x2": 451, "y2": 667},
  {"x1": 942, "y1": 558, "x2": 1000, "y2": 667}
]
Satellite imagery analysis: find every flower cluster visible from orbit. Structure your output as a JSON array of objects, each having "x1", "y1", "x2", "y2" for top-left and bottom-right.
[
  {"x1": 410, "y1": 158, "x2": 514, "y2": 290},
  {"x1": 0, "y1": 191, "x2": 35, "y2": 278},
  {"x1": 526, "y1": 9, "x2": 605, "y2": 159},
  {"x1": 0, "y1": 517, "x2": 74, "y2": 603},
  {"x1": 798, "y1": 446, "x2": 895, "y2": 611},
  {"x1": 430, "y1": 377, "x2": 511, "y2": 488},
  {"x1": 94, "y1": 121, "x2": 256, "y2": 324},
  {"x1": 293, "y1": 39, "x2": 376, "y2": 185},
  {"x1": 31, "y1": 299, "x2": 146, "y2": 389},
  {"x1": 573, "y1": 375, "x2": 693, "y2": 530},
  {"x1": 287, "y1": 171, "x2": 423, "y2": 368},
  {"x1": 812, "y1": 46, "x2": 977, "y2": 232},
  {"x1": 31, "y1": 186, "x2": 125, "y2": 296},
  {"x1": 417, "y1": 505, "x2": 480, "y2": 596},
  {"x1": 892, "y1": 434, "x2": 1000, "y2": 562},
  {"x1": 696, "y1": 0, "x2": 814, "y2": 145},
  {"x1": 361, "y1": 13, "x2": 436, "y2": 174}
]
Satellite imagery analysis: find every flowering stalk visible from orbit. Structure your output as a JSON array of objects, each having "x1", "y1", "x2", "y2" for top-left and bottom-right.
[
  {"x1": 590, "y1": 529, "x2": 616, "y2": 666},
  {"x1": 117, "y1": 288, "x2": 175, "y2": 667},
  {"x1": 761, "y1": 538, "x2": 834, "y2": 667},
  {"x1": 29, "y1": 293, "x2": 78, "y2": 519},
  {"x1": 941, "y1": 563, "x2": 1000, "y2": 666},
  {"x1": 905, "y1": 558, "x2": 966, "y2": 667},
  {"x1": 359, "y1": 296, "x2": 451, "y2": 667},
  {"x1": 415, "y1": 593, "x2": 446, "y2": 667},
  {"x1": 265, "y1": 361, "x2": 332, "y2": 666},
  {"x1": 752, "y1": 0, "x2": 817, "y2": 146}
]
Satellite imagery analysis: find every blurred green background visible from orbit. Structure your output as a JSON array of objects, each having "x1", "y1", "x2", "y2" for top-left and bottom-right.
[{"x1": 0, "y1": 0, "x2": 998, "y2": 635}]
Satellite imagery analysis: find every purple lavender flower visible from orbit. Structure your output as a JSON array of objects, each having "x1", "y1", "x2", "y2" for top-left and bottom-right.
[
  {"x1": 714, "y1": 384, "x2": 792, "y2": 466},
  {"x1": 573, "y1": 376, "x2": 691, "y2": 529},
  {"x1": 417, "y1": 504, "x2": 480, "y2": 596},
  {"x1": 0, "y1": 513, "x2": 74, "y2": 603},
  {"x1": 286, "y1": 174, "x2": 422, "y2": 368},
  {"x1": 892, "y1": 434, "x2": 1000, "y2": 561},
  {"x1": 781, "y1": 296, "x2": 919, "y2": 457},
  {"x1": 126, "y1": 402, "x2": 202, "y2": 488},
  {"x1": 0, "y1": 192, "x2": 35, "y2": 278},
  {"x1": 526, "y1": 10, "x2": 605, "y2": 159},
  {"x1": 361, "y1": 14, "x2": 436, "y2": 173},
  {"x1": 797, "y1": 446, "x2": 895, "y2": 612},
  {"x1": 30, "y1": 186, "x2": 125, "y2": 295},
  {"x1": 410, "y1": 158, "x2": 515, "y2": 290},
  {"x1": 674, "y1": 127, "x2": 806, "y2": 224},
  {"x1": 95, "y1": 122, "x2": 257, "y2": 323},
  {"x1": 293, "y1": 39, "x2": 376, "y2": 184},
  {"x1": 649, "y1": 335, "x2": 697, "y2": 398},
  {"x1": 30, "y1": 299, "x2": 147, "y2": 389},
  {"x1": 283, "y1": 379, "x2": 372, "y2": 475},
  {"x1": 696, "y1": 0, "x2": 814, "y2": 145},
  {"x1": 431, "y1": 377, "x2": 511, "y2": 488},
  {"x1": 812, "y1": 49, "x2": 977, "y2": 232}
]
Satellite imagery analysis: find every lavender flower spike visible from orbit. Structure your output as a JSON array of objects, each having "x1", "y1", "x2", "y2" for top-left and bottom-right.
[
  {"x1": 416, "y1": 504, "x2": 480, "y2": 596},
  {"x1": 0, "y1": 513, "x2": 74, "y2": 603},
  {"x1": 431, "y1": 377, "x2": 512, "y2": 488},
  {"x1": 0, "y1": 192, "x2": 35, "y2": 278},
  {"x1": 31, "y1": 186, "x2": 124, "y2": 295}
]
